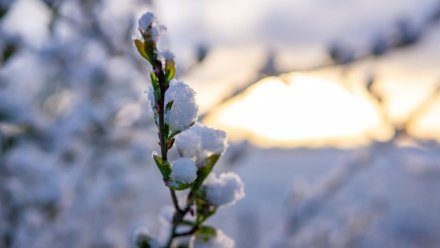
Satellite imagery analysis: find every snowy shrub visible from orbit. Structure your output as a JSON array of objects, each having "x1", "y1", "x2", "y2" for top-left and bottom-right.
[{"x1": 134, "y1": 12, "x2": 244, "y2": 248}]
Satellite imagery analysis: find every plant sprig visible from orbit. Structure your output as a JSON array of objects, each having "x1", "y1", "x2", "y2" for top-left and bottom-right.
[{"x1": 134, "y1": 12, "x2": 244, "y2": 248}]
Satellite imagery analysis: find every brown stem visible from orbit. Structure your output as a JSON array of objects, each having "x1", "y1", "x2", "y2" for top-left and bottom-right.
[
  {"x1": 164, "y1": 194, "x2": 195, "y2": 247},
  {"x1": 170, "y1": 190, "x2": 180, "y2": 212},
  {"x1": 150, "y1": 55, "x2": 185, "y2": 247}
]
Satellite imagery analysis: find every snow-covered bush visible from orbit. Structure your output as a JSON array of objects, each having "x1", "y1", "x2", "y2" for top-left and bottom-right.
[{"x1": 133, "y1": 12, "x2": 244, "y2": 248}]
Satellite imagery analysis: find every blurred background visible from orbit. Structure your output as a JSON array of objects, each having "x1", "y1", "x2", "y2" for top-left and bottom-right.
[{"x1": 1, "y1": 0, "x2": 440, "y2": 247}]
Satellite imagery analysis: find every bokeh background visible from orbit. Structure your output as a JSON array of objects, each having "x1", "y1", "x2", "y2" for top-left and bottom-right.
[{"x1": 1, "y1": 0, "x2": 440, "y2": 247}]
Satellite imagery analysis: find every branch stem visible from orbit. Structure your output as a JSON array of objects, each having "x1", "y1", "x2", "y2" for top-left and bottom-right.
[
  {"x1": 170, "y1": 189, "x2": 180, "y2": 212},
  {"x1": 152, "y1": 56, "x2": 196, "y2": 247},
  {"x1": 164, "y1": 194, "x2": 195, "y2": 247}
]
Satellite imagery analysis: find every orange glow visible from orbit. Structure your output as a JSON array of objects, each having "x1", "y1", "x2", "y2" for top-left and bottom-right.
[{"x1": 205, "y1": 74, "x2": 391, "y2": 147}]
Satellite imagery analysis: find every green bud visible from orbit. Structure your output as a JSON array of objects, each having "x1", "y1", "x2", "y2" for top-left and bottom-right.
[{"x1": 153, "y1": 154, "x2": 171, "y2": 181}]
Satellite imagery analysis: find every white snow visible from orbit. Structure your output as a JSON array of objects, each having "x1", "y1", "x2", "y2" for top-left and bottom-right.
[
  {"x1": 170, "y1": 158, "x2": 197, "y2": 185},
  {"x1": 175, "y1": 129, "x2": 202, "y2": 160},
  {"x1": 146, "y1": 86, "x2": 155, "y2": 110},
  {"x1": 203, "y1": 172, "x2": 245, "y2": 208},
  {"x1": 175, "y1": 123, "x2": 227, "y2": 166},
  {"x1": 161, "y1": 50, "x2": 175, "y2": 61},
  {"x1": 192, "y1": 123, "x2": 227, "y2": 155},
  {"x1": 164, "y1": 79, "x2": 199, "y2": 133},
  {"x1": 138, "y1": 12, "x2": 156, "y2": 35}
]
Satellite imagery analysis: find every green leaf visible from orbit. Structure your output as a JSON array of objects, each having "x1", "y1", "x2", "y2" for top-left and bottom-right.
[
  {"x1": 195, "y1": 197, "x2": 217, "y2": 223},
  {"x1": 195, "y1": 226, "x2": 217, "y2": 242},
  {"x1": 150, "y1": 71, "x2": 161, "y2": 104},
  {"x1": 192, "y1": 154, "x2": 220, "y2": 192},
  {"x1": 197, "y1": 225, "x2": 216, "y2": 236},
  {"x1": 136, "y1": 233, "x2": 154, "y2": 248},
  {"x1": 145, "y1": 41, "x2": 158, "y2": 65},
  {"x1": 165, "y1": 100, "x2": 174, "y2": 112},
  {"x1": 166, "y1": 138, "x2": 175, "y2": 150},
  {"x1": 134, "y1": 39, "x2": 150, "y2": 61},
  {"x1": 150, "y1": 72, "x2": 160, "y2": 92},
  {"x1": 169, "y1": 181, "x2": 194, "y2": 191},
  {"x1": 153, "y1": 154, "x2": 171, "y2": 181},
  {"x1": 165, "y1": 59, "x2": 175, "y2": 82},
  {"x1": 164, "y1": 124, "x2": 171, "y2": 140},
  {"x1": 168, "y1": 130, "x2": 181, "y2": 140}
]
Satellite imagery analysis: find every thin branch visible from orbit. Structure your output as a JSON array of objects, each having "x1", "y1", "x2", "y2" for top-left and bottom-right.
[{"x1": 170, "y1": 190, "x2": 181, "y2": 212}]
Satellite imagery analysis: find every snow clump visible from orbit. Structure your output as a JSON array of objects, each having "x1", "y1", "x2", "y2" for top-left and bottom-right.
[
  {"x1": 175, "y1": 123, "x2": 227, "y2": 166},
  {"x1": 164, "y1": 79, "x2": 198, "y2": 133},
  {"x1": 137, "y1": 12, "x2": 165, "y2": 41},
  {"x1": 138, "y1": 12, "x2": 156, "y2": 34},
  {"x1": 170, "y1": 158, "x2": 197, "y2": 185},
  {"x1": 203, "y1": 172, "x2": 245, "y2": 207}
]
